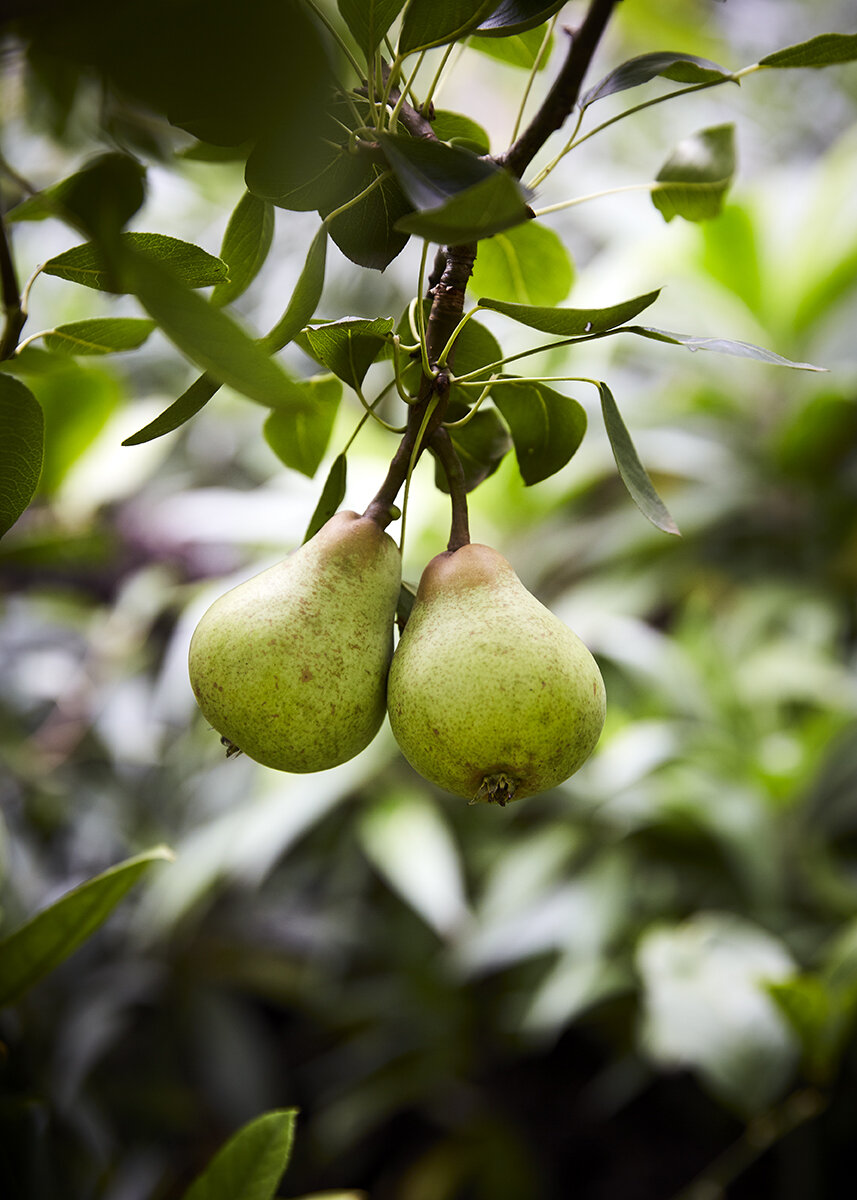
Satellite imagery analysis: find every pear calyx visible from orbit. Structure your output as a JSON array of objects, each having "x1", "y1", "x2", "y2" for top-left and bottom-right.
[
  {"x1": 387, "y1": 543, "x2": 606, "y2": 803},
  {"x1": 189, "y1": 510, "x2": 401, "y2": 773}
]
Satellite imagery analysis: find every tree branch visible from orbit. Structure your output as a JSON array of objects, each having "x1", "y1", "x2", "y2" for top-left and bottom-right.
[
  {"x1": 430, "y1": 427, "x2": 470, "y2": 551},
  {"x1": 0, "y1": 212, "x2": 25, "y2": 361},
  {"x1": 496, "y1": 0, "x2": 621, "y2": 180}
]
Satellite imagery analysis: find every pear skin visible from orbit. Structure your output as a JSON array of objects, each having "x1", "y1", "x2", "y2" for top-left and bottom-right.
[
  {"x1": 387, "y1": 544, "x2": 605, "y2": 803},
  {"x1": 189, "y1": 511, "x2": 401, "y2": 772}
]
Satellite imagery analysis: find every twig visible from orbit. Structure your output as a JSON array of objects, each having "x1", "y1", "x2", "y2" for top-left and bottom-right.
[
  {"x1": 0, "y1": 212, "x2": 25, "y2": 360},
  {"x1": 496, "y1": 0, "x2": 621, "y2": 179},
  {"x1": 430, "y1": 427, "x2": 470, "y2": 550}
]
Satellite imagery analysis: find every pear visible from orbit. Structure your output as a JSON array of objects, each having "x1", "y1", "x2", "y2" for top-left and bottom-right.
[
  {"x1": 189, "y1": 511, "x2": 401, "y2": 772},
  {"x1": 387, "y1": 544, "x2": 605, "y2": 804}
]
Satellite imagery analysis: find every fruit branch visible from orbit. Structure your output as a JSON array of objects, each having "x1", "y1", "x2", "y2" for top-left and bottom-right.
[
  {"x1": 0, "y1": 212, "x2": 25, "y2": 360},
  {"x1": 496, "y1": 0, "x2": 621, "y2": 179},
  {"x1": 430, "y1": 427, "x2": 470, "y2": 551}
]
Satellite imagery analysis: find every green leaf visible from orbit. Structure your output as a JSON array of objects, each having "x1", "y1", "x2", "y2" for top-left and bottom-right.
[
  {"x1": 475, "y1": 1, "x2": 566, "y2": 35},
  {"x1": 581, "y1": 52, "x2": 733, "y2": 108},
  {"x1": 303, "y1": 453, "x2": 347, "y2": 543},
  {"x1": 623, "y1": 325, "x2": 826, "y2": 371},
  {"x1": 380, "y1": 132, "x2": 501, "y2": 210},
  {"x1": 758, "y1": 32, "x2": 857, "y2": 69},
  {"x1": 435, "y1": 409, "x2": 512, "y2": 493},
  {"x1": 323, "y1": 161, "x2": 412, "y2": 271},
  {"x1": 652, "y1": 124, "x2": 735, "y2": 223},
  {"x1": 492, "y1": 379, "x2": 587, "y2": 485},
  {"x1": 43, "y1": 232, "x2": 229, "y2": 292},
  {"x1": 470, "y1": 26, "x2": 552, "y2": 69},
  {"x1": 211, "y1": 193, "x2": 275, "y2": 307},
  {"x1": 0, "y1": 375, "x2": 44, "y2": 539},
  {"x1": 264, "y1": 376, "x2": 342, "y2": 478},
  {"x1": 123, "y1": 246, "x2": 312, "y2": 411},
  {"x1": 261, "y1": 226, "x2": 328, "y2": 354},
  {"x1": 599, "y1": 381, "x2": 679, "y2": 535},
  {"x1": 767, "y1": 975, "x2": 850, "y2": 1077},
  {"x1": 0, "y1": 846, "x2": 173, "y2": 1007},
  {"x1": 42, "y1": 317, "x2": 155, "y2": 355},
  {"x1": 303, "y1": 317, "x2": 394, "y2": 389},
  {"x1": 182, "y1": 1109, "x2": 298, "y2": 1200},
  {"x1": 468, "y1": 221, "x2": 573, "y2": 306},
  {"x1": 399, "y1": 0, "x2": 497, "y2": 53},
  {"x1": 122, "y1": 373, "x2": 221, "y2": 446},
  {"x1": 478, "y1": 288, "x2": 660, "y2": 335},
  {"x1": 395, "y1": 308, "x2": 501, "y2": 404},
  {"x1": 338, "y1": 0, "x2": 405, "y2": 58},
  {"x1": 431, "y1": 110, "x2": 490, "y2": 154},
  {"x1": 395, "y1": 170, "x2": 533, "y2": 244},
  {"x1": 8, "y1": 152, "x2": 145, "y2": 237}
]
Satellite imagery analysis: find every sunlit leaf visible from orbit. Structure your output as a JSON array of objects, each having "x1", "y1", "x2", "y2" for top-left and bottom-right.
[
  {"x1": 123, "y1": 246, "x2": 312, "y2": 410},
  {"x1": 303, "y1": 454, "x2": 347, "y2": 543},
  {"x1": 182, "y1": 1109, "x2": 298, "y2": 1200},
  {"x1": 468, "y1": 221, "x2": 573, "y2": 306},
  {"x1": 758, "y1": 32, "x2": 857, "y2": 69},
  {"x1": 431, "y1": 110, "x2": 490, "y2": 154},
  {"x1": 0, "y1": 847, "x2": 173, "y2": 1007},
  {"x1": 303, "y1": 317, "x2": 395, "y2": 389},
  {"x1": 623, "y1": 325, "x2": 826, "y2": 370},
  {"x1": 435, "y1": 408, "x2": 512, "y2": 493},
  {"x1": 261, "y1": 226, "x2": 328, "y2": 354},
  {"x1": 42, "y1": 317, "x2": 155, "y2": 355},
  {"x1": 0, "y1": 374, "x2": 43, "y2": 539},
  {"x1": 652, "y1": 124, "x2": 735, "y2": 223},
  {"x1": 475, "y1": 0, "x2": 566, "y2": 35},
  {"x1": 599, "y1": 381, "x2": 679, "y2": 535},
  {"x1": 398, "y1": 0, "x2": 497, "y2": 54},
  {"x1": 396, "y1": 171, "x2": 533, "y2": 244},
  {"x1": 43, "y1": 233, "x2": 229, "y2": 292},
  {"x1": 469, "y1": 26, "x2": 553, "y2": 70},
  {"x1": 493, "y1": 379, "x2": 587, "y2": 485},
  {"x1": 211, "y1": 192, "x2": 275, "y2": 307},
  {"x1": 581, "y1": 52, "x2": 733, "y2": 108},
  {"x1": 122, "y1": 373, "x2": 221, "y2": 445},
  {"x1": 264, "y1": 376, "x2": 342, "y2": 478},
  {"x1": 478, "y1": 288, "x2": 660, "y2": 335},
  {"x1": 338, "y1": 0, "x2": 405, "y2": 58}
]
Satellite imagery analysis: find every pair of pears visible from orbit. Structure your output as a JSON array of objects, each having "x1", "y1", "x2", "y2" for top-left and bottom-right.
[{"x1": 188, "y1": 511, "x2": 606, "y2": 803}]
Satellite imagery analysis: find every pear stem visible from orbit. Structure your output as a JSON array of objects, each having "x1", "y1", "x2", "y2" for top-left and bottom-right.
[
  {"x1": 430, "y1": 427, "x2": 470, "y2": 551},
  {"x1": 363, "y1": 244, "x2": 476, "y2": 532}
]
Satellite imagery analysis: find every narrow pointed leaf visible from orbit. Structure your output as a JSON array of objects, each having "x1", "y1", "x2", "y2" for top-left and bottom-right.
[
  {"x1": 758, "y1": 33, "x2": 857, "y2": 69},
  {"x1": 182, "y1": 1109, "x2": 298, "y2": 1200},
  {"x1": 468, "y1": 221, "x2": 573, "y2": 306},
  {"x1": 652, "y1": 124, "x2": 735, "y2": 223},
  {"x1": 43, "y1": 233, "x2": 228, "y2": 292},
  {"x1": 581, "y1": 52, "x2": 733, "y2": 108},
  {"x1": 399, "y1": 0, "x2": 497, "y2": 53},
  {"x1": 493, "y1": 379, "x2": 587, "y2": 485},
  {"x1": 338, "y1": 0, "x2": 405, "y2": 58},
  {"x1": 261, "y1": 226, "x2": 328, "y2": 354},
  {"x1": 478, "y1": 288, "x2": 660, "y2": 335},
  {"x1": 599, "y1": 382, "x2": 679, "y2": 535},
  {"x1": 0, "y1": 375, "x2": 43, "y2": 539},
  {"x1": 303, "y1": 317, "x2": 394, "y2": 389},
  {"x1": 211, "y1": 192, "x2": 275, "y2": 307},
  {"x1": 623, "y1": 325, "x2": 827, "y2": 371},
  {"x1": 303, "y1": 453, "x2": 347, "y2": 543},
  {"x1": 476, "y1": 1, "x2": 566, "y2": 35},
  {"x1": 264, "y1": 376, "x2": 342, "y2": 478},
  {"x1": 122, "y1": 373, "x2": 221, "y2": 445},
  {"x1": 43, "y1": 317, "x2": 155, "y2": 355},
  {"x1": 434, "y1": 409, "x2": 512, "y2": 493},
  {"x1": 395, "y1": 171, "x2": 532, "y2": 243},
  {"x1": 0, "y1": 846, "x2": 173, "y2": 1007},
  {"x1": 123, "y1": 246, "x2": 311, "y2": 410}
]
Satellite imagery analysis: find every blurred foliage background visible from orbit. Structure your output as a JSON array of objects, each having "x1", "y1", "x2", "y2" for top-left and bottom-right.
[{"x1": 2, "y1": 1, "x2": 857, "y2": 1197}]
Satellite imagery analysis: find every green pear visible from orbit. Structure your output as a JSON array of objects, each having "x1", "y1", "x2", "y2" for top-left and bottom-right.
[
  {"x1": 387, "y1": 543, "x2": 605, "y2": 804},
  {"x1": 189, "y1": 511, "x2": 401, "y2": 772}
]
